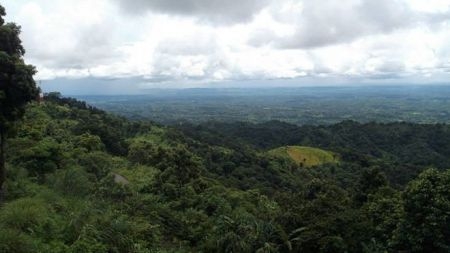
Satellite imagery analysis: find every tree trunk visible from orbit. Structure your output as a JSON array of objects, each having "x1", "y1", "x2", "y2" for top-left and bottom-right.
[{"x1": 0, "y1": 127, "x2": 5, "y2": 203}]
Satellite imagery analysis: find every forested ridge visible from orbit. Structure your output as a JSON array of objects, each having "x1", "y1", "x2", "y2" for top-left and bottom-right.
[
  {"x1": 0, "y1": 94, "x2": 448, "y2": 252},
  {"x1": 179, "y1": 120, "x2": 450, "y2": 187}
]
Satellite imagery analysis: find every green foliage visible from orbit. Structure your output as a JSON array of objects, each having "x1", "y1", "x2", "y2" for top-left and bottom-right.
[
  {"x1": 16, "y1": 137, "x2": 64, "y2": 178},
  {"x1": 393, "y1": 168, "x2": 450, "y2": 252},
  {"x1": 0, "y1": 11, "x2": 38, "y2": 121},
  {"x1": 0, "y1": 197, "x2": 48, "y2": 231},
  {"x1": 354, "y1": 167, "x2": 388, "y2": 204},
  {"x1": 362, "y1": 187, "x2": 403, "y2": 250},
  {"x1": 127, "y1": 138, "x2": 160, "y2": 165},
  {"x1": 213, "y1": 213, "x2": 288, "y2": 253},
  {"x1": 180, "y1": 120, "x2": 450, "y2": 186},
  {"x1": 75, "y1": 133, "x2": 105, "y2": 152},
  {"x1": 0, "y1": 228, "x2": 37, "y2": 253},
  {"x1": 0, "y1": 3, "x2": 39, "y2": 200},
  {"x1": 48, "y1": 166, "x2": 93, "y2": 196},
  {"x1": 115, "y1": 165, "x2": 158, "y2": 192},
  {"x1": 0, "y1": 92, "x2": 449, "y2": 252},
  {"x1": 157, "y1": 144, "x2": 203, "y2": 185},
  {"x1": 78, "y1": 151, "x2": 113, "y2": 179},
  {"x1": 96, "y1": 173, "x2": 133, "y2": 201},
  {"x1": 268, "y1": 145, "x2": 338, "y2": 168}
]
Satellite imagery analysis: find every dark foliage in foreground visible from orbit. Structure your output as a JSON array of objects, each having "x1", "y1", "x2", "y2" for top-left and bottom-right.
[{"x1": 0, "y1": 95, "x2": 449, "y2": 252}]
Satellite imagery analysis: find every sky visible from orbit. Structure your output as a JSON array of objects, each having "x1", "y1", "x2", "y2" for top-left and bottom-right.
[{"x1": 2, "y1": 0, "x2": 450, "y2": 94}]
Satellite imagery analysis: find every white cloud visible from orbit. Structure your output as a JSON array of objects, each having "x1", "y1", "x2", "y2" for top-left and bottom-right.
[
  {"x1": 1, "y1": 0, "x2": 450, "y2": 86},
  {"x1": 112, "y1": 0, "x2": 270, "y2": 24}
]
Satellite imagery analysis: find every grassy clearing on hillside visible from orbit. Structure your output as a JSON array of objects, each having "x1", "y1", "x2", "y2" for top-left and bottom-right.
[{"x1": 268, "y1": 146, "x2": 339, "y2": 167}]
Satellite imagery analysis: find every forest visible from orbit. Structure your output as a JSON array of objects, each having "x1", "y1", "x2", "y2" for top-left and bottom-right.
[
  {"x1": 1, "y1": 3, "x2": 449, "y2": 253},
  {"x1": 0, "y1": 92, "x2": 447, "y2": 252}
]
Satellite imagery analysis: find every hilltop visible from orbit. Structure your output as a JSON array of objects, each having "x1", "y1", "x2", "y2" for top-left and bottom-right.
[{"x1": 268, "y1": 146, "x2": 339, "y2": 168}]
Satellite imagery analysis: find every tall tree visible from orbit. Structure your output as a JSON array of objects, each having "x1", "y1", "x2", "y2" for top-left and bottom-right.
[
  {"x1": 0, "y1": 4, "x2": 39, "y2": 200},
  {"x1": 393, "y1": 169, "x2": 450, "y2": 252}
]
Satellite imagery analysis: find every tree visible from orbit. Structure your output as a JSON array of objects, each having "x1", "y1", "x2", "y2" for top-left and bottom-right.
[
  {"x1": 157, "y1": 144, "x2": 203, "y2": 187},
  {"x1": 393, "y1": 168, "x2": 450, "y2": 252},
  {"x1": 362, "y1": 187, "x2": 403, "y2": 251},
  {"x1": 0, "y1": 5, "x2": 39, "y2": 200},
  {"x1": 355, "y1": 167, "x2": 388, "y2": 204}
]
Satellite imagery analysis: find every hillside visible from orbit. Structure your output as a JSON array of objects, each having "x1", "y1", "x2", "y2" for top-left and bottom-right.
[
  {"x1": 0, "y1": 95, "x2": 448, "y2": 253},
  {"x1": 178, "y1": 120, "x2": 450, "y2": 186},
  {"x1": 268, "y1": 146, "x2": 339, "y2": 167}
]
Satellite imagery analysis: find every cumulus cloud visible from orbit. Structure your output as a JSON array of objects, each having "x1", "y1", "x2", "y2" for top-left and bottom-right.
[
  {"x1": 250, "y1": 0, "x2": 424, "y2": 49},
  {"x1": 112, "y1": 0, "x2": 270, "y2": 24},
  {"x1": 12, "y1": 0, "x2": 124, "y2": 78},
  {"x1": 1, "y1": 0, "x2": 450, "y2": 88}
]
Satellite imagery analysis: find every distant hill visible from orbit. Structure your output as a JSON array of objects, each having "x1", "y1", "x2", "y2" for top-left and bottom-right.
[{"x1": 269, "y1": 146, "x2": 339, "y2": 167}]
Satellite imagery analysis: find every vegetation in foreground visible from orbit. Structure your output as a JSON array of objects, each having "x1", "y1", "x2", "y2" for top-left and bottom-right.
[{"x1": 0, "y1": 93, "x2": 448, "y2": 253}]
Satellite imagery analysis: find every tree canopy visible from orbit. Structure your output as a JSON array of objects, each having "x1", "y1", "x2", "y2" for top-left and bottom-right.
[
  {"x1": 0, "y1": 93, "x2": 447, "y2": 252},
  {"x1": 0, "y1": 4, "x2": 39, "y2": 199}
]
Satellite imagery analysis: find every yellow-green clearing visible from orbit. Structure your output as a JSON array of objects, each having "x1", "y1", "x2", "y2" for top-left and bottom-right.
[{"x1": 268, "y1": 146, "x2": 339, "y2": 167}]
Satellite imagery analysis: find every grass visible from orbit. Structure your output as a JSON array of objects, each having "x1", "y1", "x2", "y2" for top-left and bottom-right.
[{"x1": 268, "y1": 146, "x2": 339, "y2": 167}]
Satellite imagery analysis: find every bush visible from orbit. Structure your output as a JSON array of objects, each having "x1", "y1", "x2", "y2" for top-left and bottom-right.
[
  {"x1": 0, "y1": 228, "x2": 37, "y2": 253},
  {"x1": 78, "y1": 151, "x2": 113, "y2": 179},
  {"x1": 48, "y1": 166, "x2": 93, "y2": 197},
  {"x1": 0, "y1": 198, "x2": 48, "y2": 231}
]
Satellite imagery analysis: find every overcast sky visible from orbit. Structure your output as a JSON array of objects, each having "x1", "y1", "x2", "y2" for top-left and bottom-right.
[{"x1": 3, "y1": 0, "x2": 450, "y2": 93}]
